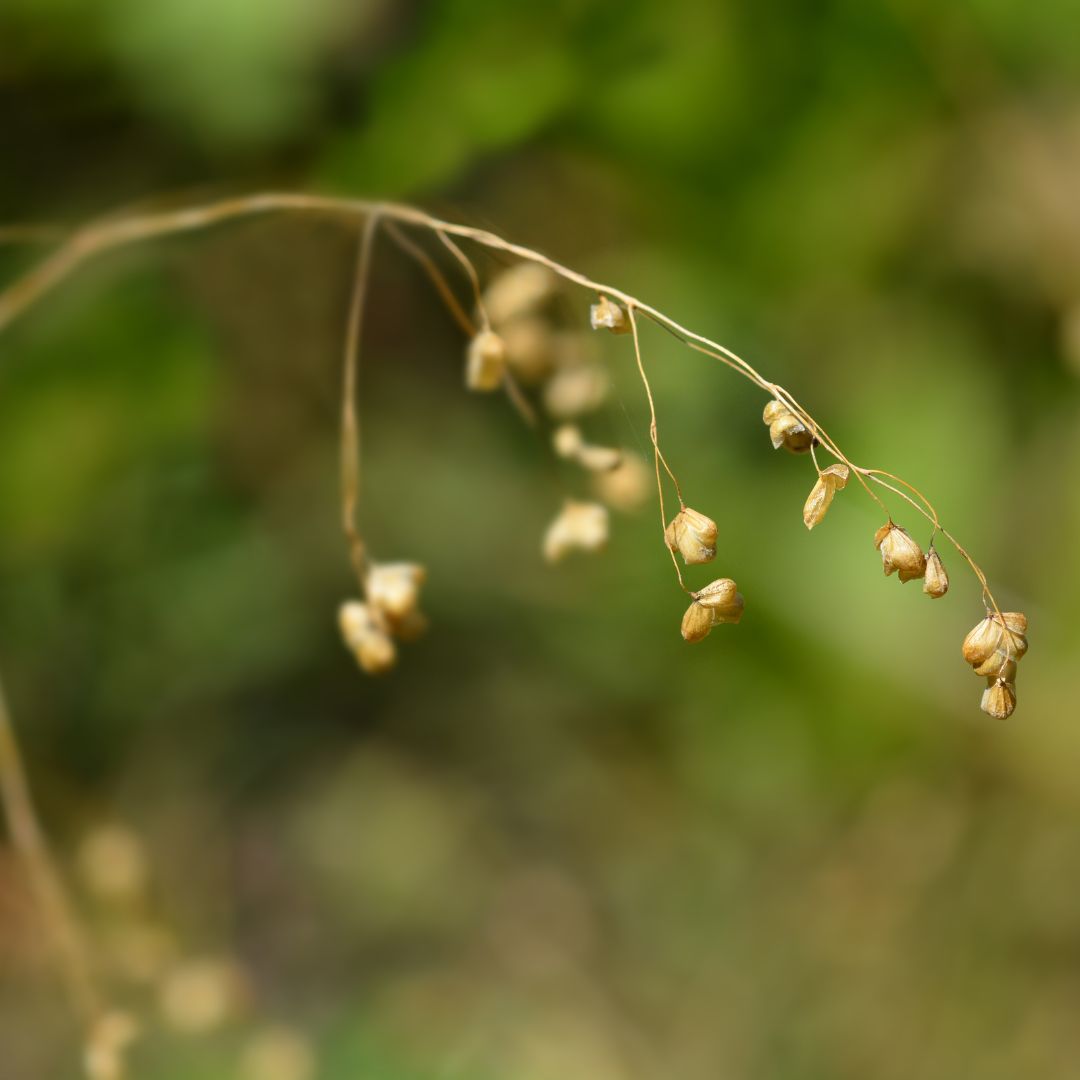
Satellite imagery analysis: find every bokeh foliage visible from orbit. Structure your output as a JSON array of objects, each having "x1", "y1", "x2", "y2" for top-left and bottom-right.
[{"x1": 1, "y1": 1, "x2": 1079, "y2": 1078}]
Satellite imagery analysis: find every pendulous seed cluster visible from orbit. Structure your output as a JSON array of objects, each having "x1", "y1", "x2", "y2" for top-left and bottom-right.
[
  {"x1": 962, "y1": 612, "x2": 1028, "y2": 719},
  {"x1": 339, "y1": 563, "x2": 427, "y2": 674}
]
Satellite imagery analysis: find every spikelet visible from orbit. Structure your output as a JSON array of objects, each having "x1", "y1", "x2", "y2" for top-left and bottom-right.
[
  {"x1": 802, "y1": 463, "x2": 850, "y2": 530},
  {"x1": 664, "y1": 507, "x2": 718, "y2": 565}
]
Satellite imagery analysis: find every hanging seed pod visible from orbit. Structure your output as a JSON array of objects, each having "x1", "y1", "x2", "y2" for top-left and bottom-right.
[
  {"x1": 763, "y1": 397, "x2": 815, "y2": 454},
  {"x1": 483, "y1": 263, "x2": 557, "y2": 325},
  {"x1": 802, "y1": 463, "x2": 850, "y2": 530},
  {"x1": 592, "y1": 451, "x2": 651, "y2": 512},
  {"x1": 465, "y1": 329, "x2": 507, "y2": 391},
  {"x1": 980, "y1": 678, "x2": 1017, "y2": 720},
  {"x1": 552, "y1": 425, "x2": 622, "y2": 472},
  {"x1": 589, "y1": 295, "x2": 631, "y2": 334},
  {"x1": 365, "y1": 562, "x2": 426, "y2": 622},
  {"x1": 962, "y1": 612, "x2": 1028, "y2": 666},
  {"x1": 874, "y1": 522, "x2": 927, "y2": 582},
  {"x1": 543, "y1": 500, "x2": 609, "y2": 562},
  {"x1": 553, "y1": 424, "x2": 585, "y2": 459},
  {"x1": 664, "y1": 507, "x2": 718, "y2": 565},
  {"x1": 680, "y1": 601, "x2": 715, "y2": 643},
  {"x1": 692, "y1": 578, "x2": 745, "y2": 623},
  {"x1": 923, "y1": 549, "x2": 949, "y2": 598},
  {"x1": 973, "y1": 650, "x2": 1018, "y2": 682},
  {"x1": 542, "y1": 365, "x2": 610, "y2": 419},
  {"x1": 500, "y1": 316, "x2": 556, "y2": 384},
  {"x1": 338, "y1": 601, "x2": 396, "y2": 675}
]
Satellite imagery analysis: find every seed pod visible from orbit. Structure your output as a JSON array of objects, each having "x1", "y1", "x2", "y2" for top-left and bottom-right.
[
  {"x1": 763, "y1": 398, "x2": 815, "y2": 454},
  {"x1": 589, "y1": 295, "x2": 631, "y2": 334},
  {"x1": 923, "y1": 549, "x2": 949, "y2": 598},
  {"x1": 553, "y1": 425, "x2": 623, "y2": 472},
  {"x1": 543, "y1": 500, "x2": 609, "y2": 562},
  {"x1": 874, "y1": 522, "x2": 926, "y2": 582},
  {"x1": 680, "y1": 601, "x2": 714, "y2": 643},
  {"x1": 962, "y1": 612, "x2": 1028, "y2": 666},
  {"x1": 802, "y1": 463, "x2": 850, "y2": 530},
  {"x1": 500, "y1": 316, "x2": 556, "y2": 384},
  {"x1": 973, "y1": 649, "x2": 1018, "y2": 682},
  {"x1": 365, "y1": 562, "x2": 426, "y2": 621},
  {"x1": 693, "y1": 578, "x2": 745, "y2": 623},
  {"x1": 592, "y1": 452, "x2": 651, "y2": 512},
  {"x1": 542, "y1": 365, "x2": 610, "y2": 419},
  {"x1": 664, "y1": 507, "x2": 718, "y2": 565},
  {"x1": 338, "y1": 601, "x2": 396, "y2": 675},
  {"x1": 465, "y1": 329, "x2": 507, "y2": 391},
  {"x1": 980, "y1": 678, "x2": 1016, "y2": 720},
  {"x1": 483, "y1": 263, "x2": 557, "y2": 325},
  {"x1": 553, "y1": 424, "x2": 585, "y2": 459}
]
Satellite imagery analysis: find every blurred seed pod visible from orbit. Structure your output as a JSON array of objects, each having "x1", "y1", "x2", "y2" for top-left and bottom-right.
[
  {"x1": 159, "y1": 957, "x2": 247, "y2": 1034},
  {"x1": 78, "y1": 825, "x2": 148, "y2": 905},
  {"x1": 240, "y1": 1025, "x2": 317, "y2": 1080},
  {"x1": 589, "y1": 295, "x2": 631, "y2": 334},
  {"x1": 365, "y1": 562, "x2": 426, "y2": 622},
  {"x1": 592, "y1": 451, "x2": 651, "y2": 512},
  {"x1": 483, "y1": 263, "x2": 558, "y2": 325},
  {"x1": 980, "y1": 678, "x2": 1016, "y2": 720},
  {"x1": 693, "y1": 578, "x2": 744, "y2": 623},
  {"x1": 500, "y1": 316, "x2": 556, "y2": 384},
  {"x1": 664, "y1": 507, "x2": 717, "y2": 565},
  {"x1": 680, "y1": 600, "x2": 714, "y2": 643},
  {"x1": 543, "y1": 365, "x2": 610, "y2": 419},
  {"x1": 465, "y1": 329, "x2": 507, "y2": 391},
  {"x1": 923, "y1": 549, "x2": 949, "y2": 598},
  {"x1": 338, "y1": 601, "x2": 396, "y2": 675},
  {"x1": 543, "y1": 500, "x2": 609, "y2": 562},
  {"x1": 874, "y1": 522, "x2": 926, "y2": 582},
  {"x1": 84, "y1": 1010, "x2": 139, "y2": 1080},
  {"x1": 802, "y1": 463, "x2": 850, "y2": 530}
]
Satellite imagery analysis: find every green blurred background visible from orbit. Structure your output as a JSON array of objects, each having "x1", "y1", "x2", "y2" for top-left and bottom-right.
[{"x1": 2, "y1": 1, "x2": 1079, "y2": 1077}]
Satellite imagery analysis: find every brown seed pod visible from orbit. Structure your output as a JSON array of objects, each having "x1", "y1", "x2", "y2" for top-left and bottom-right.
[
  {"x1": 680, "y1": 601, "x2": 715, "y2": 643},
  {"x1": 692, "y1": 578, "x2": 745, "y2": 623},
  {"x1": 589, "y1": 295, "x2": 631, "y2": 334},
  {"x1": 874, "y1": 523, "x2": 926, "y2": 582},
  {"x1": 923, "y1": 549, "x2": 949, "y2": 598},
  {"x1": 973, "y1": 649, "x2": 1018, "y2": 682},
  {"x1": 980, "y1": 678, "x2": 1017, "y2": 720},
  {"x1": 664, "y1": 507, "x2": 718, "y2": 565},
  {"x1": 543, "y1": 500, "x2": 609, "y2": 563},
  {"x1": 338, "y1": 601, "x2": 397, "y2": 675},
  {"x1": 962, "y1": 612, "x2": 1028, "y2": 666},
  {"x1": 365, "y1": 562, "x2": 427, "y2": 622},
  {"x1": 802, "y1": 463, "x2": 850, "y2": 530},
  {"x1": 465, "y1": 329, "x2": 507, "y2": 391},
  {"x1": 763, "y1": 398, "x2": 815, "y2": 454}
]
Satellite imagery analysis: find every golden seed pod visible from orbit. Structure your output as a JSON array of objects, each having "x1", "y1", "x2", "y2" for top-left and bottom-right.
[
  {"x1": 680, "y1": 601, "x2": 715, "y2": 643},
  {"x1": 693, "y1": 578, "x2": 745, "y2": 623},
  {"x1": 923, "y1": 549, "x2": 949, "y2": 598},
  {"x1": 762, "y1": 399, "x2": 789, "y2": 425},
  {"x1": 483, "y1": 262, "x2": 558, "y2": 325},
  {"x1": 338, "y1": 601, "x2": 397, "y2": 675},
  {"x1": 365, "y1": 562, "x2": 426, "y2": 622},
  {"x1": 465, "y1": 329, "x2": 507, "y2": 391},
  {"x1": 980, "y1": 678, "x2": 1017, "y2": 720},
  {"x1": 542, "y1": 364, "x2": 610, "y2": 419},
  {"x1": 543, "y1": 500, "x2": 610, "y2": 563},
  {"x1": 874, "y1": 522, "x2": 927, "y2": 582},
  {"x1": 592, "y1": 451, "x2": 651, "y2": 512},
  {"x1": 589, "y1": 295, "x2": 631, "y2": 334},
  {"x1": 802, "y1": 463, "x2": 850, "y2": 530},
  {"x1": 973, "y1": 649, "x2": 1018, "y2": 682},
  {"x1": 552, "y1": 424, "x2": 622, "y2": 472},
  {"x1": 762, "y1": 398, "x2": 814, "y2": 453},
  {"x1": 962, "y1": 612, "x2": 1028, "y2": 666},
  {"x1": 553, "y1": 424, "x2": 585, "y2": 459},
  {"x1": 85, "y1": 1009, "x2": 139, "y2": 1080},
  {"x1": 500, "y1": 316, "x2": 556, "y2": 384},
  {"x1": 664, "y1": 506, "x2": 718, "y2": 565}
]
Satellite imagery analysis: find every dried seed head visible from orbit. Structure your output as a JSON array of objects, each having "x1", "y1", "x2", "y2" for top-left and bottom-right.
[
  {"x1": 465, "y1": 329, "x2": 507, "y2": 391},
  {"x1": 500, "y1": 316, "x2": 556, "y2": 384},
  {"x1": 483, "y1": 263, "x2": 558, "y2": 325},
  {"x1": 592, "y1": 452, "x2": 651, "y2": 512},
  {"x1": 962, "y1": 612, "x2": 1028, "y2": 666},
  {"x1": 589, "y1": 295, "x2": 631, "y2": 334},
  {"x1": 802, "y1": 463, "x2": 850, "y2": 530},
  {"x1": 338, "y1": 601, "x2": 396, "y2": 675},
  {"x1": 664, "y1": 506, "x2": 718, "y2": 565},
  {"x1": 680, "y1": 600, "x2": 714, "y2": 643},
  {"x1": 874, "y1": 522, "x2": 926, "y2": 582},
  {"x1": 764, "y1": 400, "x2": 814, "y2": 454},
  {"x1": 923, "y1": 549, "x2": 949, "y2": 598},
  {"x1": 553, "y1": 425, "x2": 622, "y2": 472},
  {"x1": 553, "y1": 424, "x2": 584, "y2": 459},
  {"x1": 980, "y1": 678, "x2": 1017, "y2": 720},
  {"x1": 542, "y1": 365, "x2": 610, "y2": 419},
  {"x1": 365, "y1": 562, "x2": 426, "y2": 621},
  {"x1": 543, "y1": 500, "x2": 609, "y2": 563},
  {"x1": 693, "y1": 578, "x2": 745, "y2": 623}
]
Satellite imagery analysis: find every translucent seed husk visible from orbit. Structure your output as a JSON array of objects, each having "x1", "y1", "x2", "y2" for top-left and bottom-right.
[
  {"x1": 664, "y1": 507, "x2": 718, "y2": 565},
  {"x1": 923, "y1": 549, "x2": 949, "y2": 598}
]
